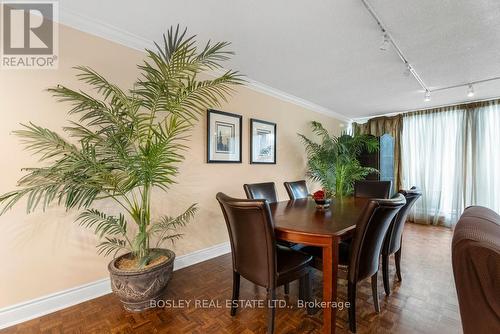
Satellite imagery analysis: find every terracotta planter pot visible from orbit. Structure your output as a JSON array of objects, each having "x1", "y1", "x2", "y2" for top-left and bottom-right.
[{"x1": 108, "y1": 248, "x2": 175, "y2": 312}]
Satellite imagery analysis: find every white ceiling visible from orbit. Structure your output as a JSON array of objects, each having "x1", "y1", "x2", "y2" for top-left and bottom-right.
[{"x1": 58, "y1": 0, "x2": 500, "y2": 120}]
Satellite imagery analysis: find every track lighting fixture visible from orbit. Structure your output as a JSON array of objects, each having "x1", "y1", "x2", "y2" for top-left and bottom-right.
[
  {"x1": 403, "y1": 64, "x2": 411, "y2": 77},
  {"x1": 467, "y1": 84, "x2": 475, "y2": 97},
  {"x1": 424, "y1": 90, "x2": 431, "y2": 102},
  {"x1": 379, "y1": 34, "x2": 390, "y2": 51}
]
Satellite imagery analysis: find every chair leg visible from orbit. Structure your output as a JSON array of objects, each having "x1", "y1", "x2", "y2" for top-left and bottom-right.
[
  {"x1": 267, "y1": 288, "x2": 276, "y2": 334},
  {"x1": 395, "y1": 248, "x2": 402, "y2": 281},
  {"x1": 348, "y1": 281, "x2": 356, "y2": 333},
  {"x1": 299, "y1": 271, "x2": 314, "y2": 315},
  {"x1": 284, "y1": 283, "x2": 289, "y2": 295},
  {"x1": 371, "y1": 273, "x2": 380, "y2": 313},
  {"x1": 299, "y1": 277, "x2": 304, "y2": 301},
  {"x1": 231, "y1": 271, "x2": 240, "y2": 316},
  {"x1": 382, "y1": 254, "x2": 391, "y2": 296}
]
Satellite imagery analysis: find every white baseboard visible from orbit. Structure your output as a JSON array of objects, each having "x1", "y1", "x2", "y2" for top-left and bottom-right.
[
  {"x1": 0, "y1": 242, "x2": 231, "y2": 330},
  {"x1": 173, "y1": 241, "x2": 231, "y2": 271}
]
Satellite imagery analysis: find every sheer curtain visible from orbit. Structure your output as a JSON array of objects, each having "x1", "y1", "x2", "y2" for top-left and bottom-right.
[
  {"x1": 460, "y1": 102, "x2": 500, "y2": 215},
  {"x1": 401, "y1": 101, "x2": 500, "y2": 226}
]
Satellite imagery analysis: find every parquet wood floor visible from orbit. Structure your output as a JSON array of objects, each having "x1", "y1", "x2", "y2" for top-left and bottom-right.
[{"x1": 1, "y1": 223, "x2": 462, "y2": 333}]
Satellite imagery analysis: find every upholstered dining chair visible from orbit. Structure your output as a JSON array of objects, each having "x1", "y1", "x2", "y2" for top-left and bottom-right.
[
  {"x1": 302, "y1": 194, "x2": 406, "y2": 333},
  {"x1": 243, "y1": 182, "x2": 292, "y2": 293},
  {"x1": 243, "y1": 182, "x2": 278, "y2": 203},
  {"x1": 381, "y1": 187, "x2": 422, "y2": 295},
  {"x1": 452, "y1": 206, "x2": 500, "y2": 334},
  {"x1": 216, "y1": 193, "x2": 313, "y2": 334},
  {"x1": 283, "y1": 180, "x2": 309, "y2": 200},
  {"x1": 354, "y1": 180, "x2": 392, "y2": 199}
]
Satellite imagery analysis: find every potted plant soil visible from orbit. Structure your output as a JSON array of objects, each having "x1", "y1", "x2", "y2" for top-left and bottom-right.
[{"x1": 0, "y1": 26, "x2": 242, "y2": 311}]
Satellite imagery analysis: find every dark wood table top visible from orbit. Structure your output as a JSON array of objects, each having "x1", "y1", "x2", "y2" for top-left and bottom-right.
[{"x1": 270, "y1": 197, "x2": 370, "y2": 237}]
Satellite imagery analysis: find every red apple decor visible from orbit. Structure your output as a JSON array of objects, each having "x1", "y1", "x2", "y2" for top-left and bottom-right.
[{"x1": 312, "y1": 189, "x2": 331, "y2": 209}]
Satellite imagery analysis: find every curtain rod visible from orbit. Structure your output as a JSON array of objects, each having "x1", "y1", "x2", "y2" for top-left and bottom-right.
[{"x1": 352, "y1": 96, "x2": 500, "y2": 123}]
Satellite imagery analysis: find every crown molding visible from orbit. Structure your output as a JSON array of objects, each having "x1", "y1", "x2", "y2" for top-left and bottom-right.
[
  {"x1": 243, "y1": 77, "x2": 351, "y2": 121},
  {"x1": 59, "y1": 8, "x2": 154, "y2": 51},
  {"x1": 58, "y1": 7, "x2": 351, "y2": 122}
]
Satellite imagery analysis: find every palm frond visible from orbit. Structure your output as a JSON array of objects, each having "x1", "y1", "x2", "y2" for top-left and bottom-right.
[
  {"x1": 311, "y1": 121, "x2": 331, "y2": 143},
  {"x1": 97, "y1": 237, "x2": 129, "y2": 257},
  {"x1": 150, "y1": 204, "x2": 198, "y2": 248},
  {"x1": 297, "y1": 134, "x2": 322, "y2": 157},
  {"x1": 76, "y1": 209, "x2": 128, "y2": 239},
  {"x1": 196, "y1": 41, "x2": 234, "y2": 69},
  {"x1": 47, "y1": 85, "x2": 108, "y2": 118},
  {"x1": 14, "y1": 123, "x2": 78, "y2": 161},
  {"x1": 74, "y1": 66, "x2": 132, "y2": 107},
  {"x1": 164, "y1": 71, "x2": 244, "y2": 122}
]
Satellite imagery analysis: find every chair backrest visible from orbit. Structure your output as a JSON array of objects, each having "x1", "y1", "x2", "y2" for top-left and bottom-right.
[
  {"x1": 452, "y1": 206, "x2": 500, "y2": 334},
  {"x1": 216, "y1": 192, "x2": 277, "y2": 288},
  {"x1": 354, "y1": 180, "x2": 392, "y2": 199},
  {"x1": 243, "y1": 182, "x2": 278, "y2": 203},
  {"x1": 383, "y1": 187, "x2": 422, "y2": 255},
  {"x1": 348, "y1": 194, "x2": 406, "y2": 283},
  {"x1": 283, "y1": 180, "x2": 309, "y2": 200}
]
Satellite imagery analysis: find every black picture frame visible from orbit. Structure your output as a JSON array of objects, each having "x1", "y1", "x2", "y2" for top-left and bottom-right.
[
  {"x1": 250, "y1": 118, "x2": 277, "y2": 164},
  {"x1": 207, "y1": 109, "x2": 242, "y2": 163}
]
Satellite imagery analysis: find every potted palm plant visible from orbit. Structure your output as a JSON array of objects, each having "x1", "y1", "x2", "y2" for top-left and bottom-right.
[
  {"x1": 0, "y1": 26, "x2": 243, "y2": 311},
  {"x1": 298, "y1": 121, "x2": 379, "y2": 198}
]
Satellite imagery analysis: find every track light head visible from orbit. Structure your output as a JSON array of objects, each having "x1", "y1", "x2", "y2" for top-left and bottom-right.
[
  {"x1": 380, "y1": 34, "x2": 390, "y2": 51},
  {"x1": 467, "y1": 84, "x2": 475, "y2": 97},
  {"x1": 424, "y1": 90, "x2": 431, "y2": 102},
  {"x1": 403, "y1": 64, "x2": 412, "y2": 77}
]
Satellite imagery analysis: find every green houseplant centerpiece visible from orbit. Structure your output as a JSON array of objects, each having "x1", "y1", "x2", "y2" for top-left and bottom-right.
[
  {"x1": 0, "y1": 26, "x2": 242, "y2": 311},
  {"x1": 298, "y1": 121, "x2": 379, "y2": 198}
]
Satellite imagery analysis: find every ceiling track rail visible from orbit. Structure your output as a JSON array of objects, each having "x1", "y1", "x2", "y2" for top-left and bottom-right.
[
  {"x1": 432, "y1": 75, "x2": 500, "y2": 92},
  {"x1": 360, "y1": 0, "x2": 430, "y2": 93},
  {"x1": 360, "y1": 0, "x2": 500, "y2": 97}
]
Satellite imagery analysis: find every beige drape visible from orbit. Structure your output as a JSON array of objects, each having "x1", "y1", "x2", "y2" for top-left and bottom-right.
[{"x1": 353, "y1": 114, "x2": 403, "y2": 190}]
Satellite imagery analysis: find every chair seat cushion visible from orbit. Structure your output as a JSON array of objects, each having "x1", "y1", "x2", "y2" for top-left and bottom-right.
[
  {"x1": 278, "y1": 240, "x2": 297, "y2": 248},
  {"x1": 276, "y1": 245, "x2": 313, "y2": 279}
]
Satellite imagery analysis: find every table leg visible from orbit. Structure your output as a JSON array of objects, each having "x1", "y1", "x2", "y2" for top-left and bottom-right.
[{"x1": 322, "y1": 238, "x2": 338, "y2": 334}]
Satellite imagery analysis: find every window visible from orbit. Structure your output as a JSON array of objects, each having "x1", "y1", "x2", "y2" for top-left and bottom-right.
[
  {"x1": 401, "y1": 102, "x2": 500, "y2": 225},
  {"x1": 379, "y1": 134, "x2": 394, "y2": 185}
]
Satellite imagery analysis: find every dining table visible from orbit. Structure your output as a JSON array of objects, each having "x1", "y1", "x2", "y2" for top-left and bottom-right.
[{"x1": 269, "y1": 196, "x2": 370, "y2": 334}]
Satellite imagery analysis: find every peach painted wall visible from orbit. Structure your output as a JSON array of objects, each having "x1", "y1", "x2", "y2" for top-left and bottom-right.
[{"x1": 0, "y1": 24, "x2": 345, "y2": 308}]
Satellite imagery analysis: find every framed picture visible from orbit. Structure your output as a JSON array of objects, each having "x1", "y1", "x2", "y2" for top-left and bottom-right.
[
  {"x1": 207, "y1": 109, "x2": 242, "y2": 163},
  {"x1": 250, "y1": 118, "x2": 276, "y2": 164}
]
